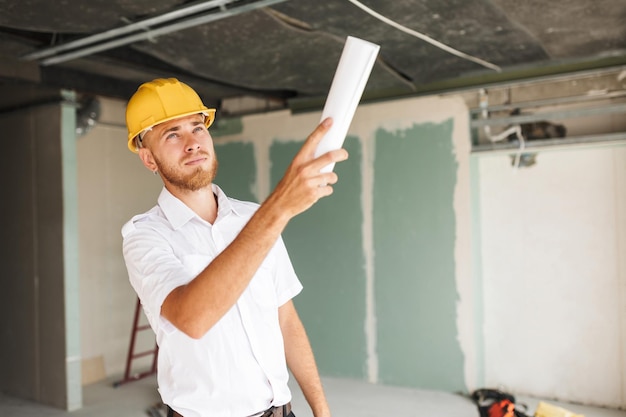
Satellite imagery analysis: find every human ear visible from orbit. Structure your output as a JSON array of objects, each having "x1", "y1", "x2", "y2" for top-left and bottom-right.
[{"x1": 138, "y1": 148, "x2": 158, "y2": 173}]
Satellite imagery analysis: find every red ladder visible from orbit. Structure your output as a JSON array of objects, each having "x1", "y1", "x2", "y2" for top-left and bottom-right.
[{"x1": 114, "y1": 297, "x2": 158, "y2": 387}]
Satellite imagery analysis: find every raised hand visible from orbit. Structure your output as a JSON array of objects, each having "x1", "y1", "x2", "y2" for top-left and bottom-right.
[{"x1": 269, "y1": 118, "x2": 349, "y2": 219}]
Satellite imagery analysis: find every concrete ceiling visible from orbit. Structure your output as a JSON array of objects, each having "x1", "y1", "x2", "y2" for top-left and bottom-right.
[{"x1": 0, "y1": 0, "x2": 625, "y2": 115}]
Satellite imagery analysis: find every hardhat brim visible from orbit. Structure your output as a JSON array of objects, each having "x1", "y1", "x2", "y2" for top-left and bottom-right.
[{"x1": 127, "y1": 108, "x2": 216, "y2": 153}]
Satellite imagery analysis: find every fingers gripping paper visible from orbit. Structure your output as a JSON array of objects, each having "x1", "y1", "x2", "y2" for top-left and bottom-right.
[{"x1": 315, "y1": 36, "x2": 380, "y2": 173}]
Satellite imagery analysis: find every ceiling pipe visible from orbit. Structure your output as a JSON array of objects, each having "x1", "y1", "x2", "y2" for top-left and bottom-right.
[
  {"x1": 24, "y1": 0, "x2": 288, "y2": 66},
  {"x1": 22, "y1": 0, "x2": 237, "y2": 61}
]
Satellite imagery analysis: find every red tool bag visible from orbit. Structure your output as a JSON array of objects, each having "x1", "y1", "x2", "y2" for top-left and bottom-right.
[{"x1": 471, "y1": 389, "x2": 531, "y2": 417}]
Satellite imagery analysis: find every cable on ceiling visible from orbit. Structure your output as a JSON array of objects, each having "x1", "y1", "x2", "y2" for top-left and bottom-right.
[
  {"x1": 345, "y1": 0, "x2": 502, "y2": 72},
  {"x1": 262, "y1": 8, "x2": 416, "y2": 90}
]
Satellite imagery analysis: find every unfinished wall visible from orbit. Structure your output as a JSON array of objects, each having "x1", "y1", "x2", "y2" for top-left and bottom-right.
[
  {"x1": 76, "y1": 94, "x2": 475, "y2": 393},
  {"x1": 210, "y1": 95, "x2": 473, "y2": 391},
  {"x1": 0, "y1": 98, "x2": 81, "y2": 410},
  {"x1": 75, "y1": 80, "x2": 625, "y2": 408}
]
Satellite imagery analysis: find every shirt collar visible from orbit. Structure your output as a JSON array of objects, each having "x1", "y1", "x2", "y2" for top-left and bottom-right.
[{"x1": 157, "y1": 184, "x2": 242, "y2": 229}]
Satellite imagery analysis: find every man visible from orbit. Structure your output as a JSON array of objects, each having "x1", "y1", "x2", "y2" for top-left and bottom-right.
[{"x1": 121, "y1": 78, "x2": 348, "y2": 417}]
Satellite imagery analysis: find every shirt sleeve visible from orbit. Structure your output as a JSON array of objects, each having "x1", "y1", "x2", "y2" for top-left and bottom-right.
[
  {"x1": 272, "y1": 236, "x2": 303, "y2": 306},
  {"x1": 122, "y1": 221, "x2": 196, "y2": 334}
]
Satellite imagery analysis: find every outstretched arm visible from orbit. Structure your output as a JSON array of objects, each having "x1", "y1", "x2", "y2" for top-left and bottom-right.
[
  {"x1": 279, "y1": 300, "x2": 331, "y2": 417},
  {"x1": 161, "y1": 118, "x2": 348, "y2": 339}
]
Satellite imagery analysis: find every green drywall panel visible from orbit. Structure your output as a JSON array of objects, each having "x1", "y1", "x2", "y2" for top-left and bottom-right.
[
  {"x1": 270, "y1": 136, "x2": 367, "y2": 379},
  {"x1": 373, "y1": 120, "x2": 465, "y2": 391},
  {"x1": 214, "y1": 142, "x2": 258, "y2": 202}
]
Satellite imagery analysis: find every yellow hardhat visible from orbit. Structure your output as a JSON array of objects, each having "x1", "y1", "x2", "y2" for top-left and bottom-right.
[{"x1": 125, "y1": 78, "x2": 216, "y2": 153}]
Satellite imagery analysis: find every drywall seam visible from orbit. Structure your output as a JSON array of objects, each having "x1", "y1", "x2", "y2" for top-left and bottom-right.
[
  {"x1": 450, "y1": 100, "x2": 475, "y2": 392},
  {"x1": 360, "y1": 125, "x2": 378, "y2": 383},
  {"x1": 253, "y1": 140, "x2": 270, "y2": 201}
]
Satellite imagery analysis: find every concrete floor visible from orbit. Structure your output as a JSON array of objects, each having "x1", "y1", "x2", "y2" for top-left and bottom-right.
[{"x1": 1, "y1": 375, "x2": 625, "y2": 417}]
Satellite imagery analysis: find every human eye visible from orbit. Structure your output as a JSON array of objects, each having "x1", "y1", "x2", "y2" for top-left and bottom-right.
[{"x1": 164, "y1": 132, "x2": 180, "y2": 140}]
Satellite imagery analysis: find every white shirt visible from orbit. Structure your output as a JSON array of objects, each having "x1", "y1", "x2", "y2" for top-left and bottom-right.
[{"x1": 121, "y1": 185, "x2": 302, "y2": 417}]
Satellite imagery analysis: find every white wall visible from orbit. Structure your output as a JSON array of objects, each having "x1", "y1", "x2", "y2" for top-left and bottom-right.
[
  {"x1": 477, "y1": 146, "x2": 626, "y2": 407},
  {"x1": 77, "y1": 98, "x2": 162, "y2": 381}
]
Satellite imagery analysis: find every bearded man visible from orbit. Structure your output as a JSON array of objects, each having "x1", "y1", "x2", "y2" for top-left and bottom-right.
[{"x1": 121, "y1": 78, "x2": 348, "y2": 417}]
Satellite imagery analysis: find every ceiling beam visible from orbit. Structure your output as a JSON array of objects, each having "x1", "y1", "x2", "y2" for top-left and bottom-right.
[{"x1": 26, "y1": 0, "x2": 290, "y2": 66}]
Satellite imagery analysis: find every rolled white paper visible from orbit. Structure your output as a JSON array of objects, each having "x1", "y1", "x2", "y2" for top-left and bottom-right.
[{"x1": 315, "y1": 36, "x2": 380, "y2": 173}]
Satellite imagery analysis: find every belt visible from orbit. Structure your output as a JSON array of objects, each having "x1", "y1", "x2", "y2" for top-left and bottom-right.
[
  {"x1": 260, "y1": 402, "x2": 291, "y2": 417},
  {"x1": 169, "y1": 402, "x2": 291, "y2": 417}
]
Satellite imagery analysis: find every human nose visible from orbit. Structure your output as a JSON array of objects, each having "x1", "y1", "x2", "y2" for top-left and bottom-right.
[{"x1": 183, "y1": 133, "x2": 201, "y2": 152}]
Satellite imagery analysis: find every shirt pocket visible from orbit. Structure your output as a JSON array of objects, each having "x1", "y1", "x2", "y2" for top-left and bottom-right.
[{"x1": 181, "y1": 254, "x2": 213, "y2": 278}]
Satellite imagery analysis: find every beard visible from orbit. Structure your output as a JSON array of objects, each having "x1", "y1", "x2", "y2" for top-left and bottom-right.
[{"x1": 153, "y1": 152, "x2": 218, "y2": 192}]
